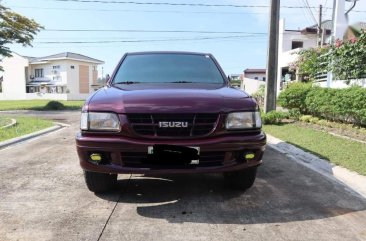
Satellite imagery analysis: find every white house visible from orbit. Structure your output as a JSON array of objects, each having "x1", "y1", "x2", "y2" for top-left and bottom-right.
[
  {"x1": 240, "y1": 69, "x2": 266, "y2": 95},
  {"x1": 277, "y1": 19, "x2": 332, "y2": 94},
  {"x1": 0, "y1": 52, "x2": 104, "y2": 100}
]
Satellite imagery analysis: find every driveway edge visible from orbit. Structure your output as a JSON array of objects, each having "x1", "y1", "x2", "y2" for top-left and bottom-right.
[
  {"x1": 267, "y1": 134, "x2": 366, "y2": 199},
  {"x1": 0, "y1": 124, "x2": 65, "y2": 150}
]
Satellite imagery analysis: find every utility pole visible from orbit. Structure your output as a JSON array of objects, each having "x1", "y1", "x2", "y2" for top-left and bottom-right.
[
  {"x1": 318, "y1": 5, "x2": 323, "y2": 47},
  {"x1": 264, "y1": 0, "x2": 280, "y2": 113}
]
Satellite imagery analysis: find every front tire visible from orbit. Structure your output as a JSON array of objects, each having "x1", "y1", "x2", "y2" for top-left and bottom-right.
[
  {"x1": 84, "y1": 170, "x2": 117, "y2": 193},
  {"x1": 224, "y1": 167, "x2": 257, "y2": 190}
]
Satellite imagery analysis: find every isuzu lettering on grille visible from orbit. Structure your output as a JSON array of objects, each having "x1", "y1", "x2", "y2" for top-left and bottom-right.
[{"x1": 159, "y1": 122, "x2": 189, "y2": 128}]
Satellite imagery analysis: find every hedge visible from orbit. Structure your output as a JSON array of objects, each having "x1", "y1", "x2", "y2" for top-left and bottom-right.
[
  {"x1": 277, "y1": 82, "x2": 312, "y2": 113},
  {"x1": 278, "y1": 83, "x2": 366, "y2": 126},
  {"x1": 261, "y1": 111, "x2": 289, "y2": 124}
]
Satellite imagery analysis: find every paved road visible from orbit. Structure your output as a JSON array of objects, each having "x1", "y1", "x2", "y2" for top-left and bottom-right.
[{"x1": 1, "y1": 111, "x2": 366, "y2": 241}]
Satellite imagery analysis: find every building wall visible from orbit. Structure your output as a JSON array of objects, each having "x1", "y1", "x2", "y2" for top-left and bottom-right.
[
  {"x1": 0, "y1": 53, "x2": 29, "y2": 100},
  {"x1": 244, "y1": 73, "x2": 266, "y2": 81},
  {"x1": 29, "y1": 60, "x2": 68, "y2": 86},
  {"x1": 0, "y1": 55, "x2": 101, "y2": 100},
  {"x1": 66, "y1": 60, "x2": 98, "y2": 97},
  {"x1": 79, "y1": 65, "x2": 90, "y2": 94},
  {"x1": 277, "y1": 19, "x2": 318, "y2": 95},
  {"x1": 241, "y1": 78, "x2": 266, "y2": 95},
  {"x1": 315, "y1": 79, "x2": 366, "y2": 88}
]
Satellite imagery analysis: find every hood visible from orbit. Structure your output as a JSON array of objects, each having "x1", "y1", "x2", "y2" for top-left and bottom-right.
[{"x1": 86, "y1": 84, "x2": 256, "y2": 113}]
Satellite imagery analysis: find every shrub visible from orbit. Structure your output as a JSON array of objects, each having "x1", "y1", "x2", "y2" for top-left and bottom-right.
[
  {"x1": 252, "y1": 85, "x2": 265, "y2": 107},
  {"x1": 317, "y1": 119, "x2": 329, "y2": 126},
  {"x1": 305, "y1": 86, "x2": 366, "y2": 125},
  {"x1": 290, "y1": 47, "x2": 330, "y2": 81},
  {"x1": 299, "y1": 115, "x2": 312, "y2": 123},
  {"x1": 290, "y1": 31, "x2": 366, "y2": 83},
  {"x1": 309, "y1": 117, "x2": 320, "y2": 124},
  {"x1": 44, "y1": 101, "x2": 65, "y2": 110},
  {"x1": 289, "y1": 108, "x2": 301, "y2": 120},
  {"x1": 262, "y1": 111, "x2": 289, "y2": 125},
  {"x1": 278, "y1": 82, "x2": 312, "y2": 113}
]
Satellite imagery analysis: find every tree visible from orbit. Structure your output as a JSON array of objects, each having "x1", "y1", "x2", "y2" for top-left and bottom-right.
[{"x1": 0, "y1": 3, "x2": 43, "y2": 70}]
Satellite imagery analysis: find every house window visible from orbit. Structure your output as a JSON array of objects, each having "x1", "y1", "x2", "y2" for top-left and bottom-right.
[
  {"x1": 26, "y1": 86, "x2": 40, "y2": 93},
  {"x1": 292, "y1": 41, "x2": 304, "y2": 49},
  {"x1": 262, "y1": 77, "x2": 266, "y2": 81},
  {"x1": 254, "y1": 77, "x2": 258, "y2": 80},
  {"x1": 0, "y1": 76, "x2": 3, "y2": 93},
  {"x1": 35, "y1": 69, "x2": 44, "y2": 78},
  {"x1": 71, "y1": 65, "x2": 75, "y2": 69},
  {"x1": 56, "y1": 86, "x2": 66, "y2": 93},
  {"x1": 53, "y1": 76, "x2": 62, "y2": 81},
  {"x1": 52, "y1": 65, "x2": 60, "y2": 69}
]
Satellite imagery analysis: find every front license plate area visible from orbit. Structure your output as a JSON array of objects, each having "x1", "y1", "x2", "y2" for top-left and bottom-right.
[{"x1": 147, "y1": 145, "x2": 200, "y2": 165}]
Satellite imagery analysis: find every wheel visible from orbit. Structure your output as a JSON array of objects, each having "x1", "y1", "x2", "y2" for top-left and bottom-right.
[
  {"x1": 224, "y1": 167, "x2": 257, "y2": 190},
  {"x1": 83, "y1": 170, "x2": 117, "y2": 193}
]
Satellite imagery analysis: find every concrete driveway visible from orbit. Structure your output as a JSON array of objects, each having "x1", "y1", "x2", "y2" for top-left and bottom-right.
[{"x1": 1, "y1": 111, "x2": 366, "y2": 241}]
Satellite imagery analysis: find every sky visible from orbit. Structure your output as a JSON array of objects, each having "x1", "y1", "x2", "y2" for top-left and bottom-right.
[{"x1": 2, "y1": 0, "x2": 366, "y2": 77}]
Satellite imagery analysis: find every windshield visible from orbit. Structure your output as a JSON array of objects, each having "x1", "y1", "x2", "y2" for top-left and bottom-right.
[{"x1": 112, "y1": 53, "x2": 225, "y2": 84}]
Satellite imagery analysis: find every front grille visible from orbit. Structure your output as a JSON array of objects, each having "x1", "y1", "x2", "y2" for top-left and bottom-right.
[
  {"x1": 122, "y1": 151, "x2": 225, "y2": 168},
  {"x1": 128, "y1": 114, "x2": 218, "y2": 137}
]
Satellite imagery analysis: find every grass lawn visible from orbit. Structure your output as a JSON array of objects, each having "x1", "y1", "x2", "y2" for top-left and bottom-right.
[
  {"x1": 0, "y1": 117, "x2": 12, "y2": 127},
  {"x1": 0, "y1": 100, "x2": 84, "y2": 111},
  {"x1": 0, "y1": 117, "x2": 54, "y2": 142},
  {"x1": 264, "y1": 123, "x2": 366, "y2": 176}
]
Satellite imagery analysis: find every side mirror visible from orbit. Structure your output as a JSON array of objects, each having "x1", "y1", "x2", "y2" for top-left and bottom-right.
[
  {"x1": 105, "y1": 74, "x2": 110, "y2": 83},
  {"x1": 227, "y1": 75, "x2": 232, "y2": 82}
]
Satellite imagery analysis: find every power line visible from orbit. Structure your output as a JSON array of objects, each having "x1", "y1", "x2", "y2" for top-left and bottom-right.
[
  {"x1": 25, "y1": 39, "x2": 268, "y2": 48},
  {"x1": 43, "y1": 29, "x2": 268, "y2": 34},
  {"x1": 42, "y1": 0, "x2": 321, "y2": 9},
  {"x1": 9, "y1": 5, "x2": 270, "y2": 15},
  {"x1": 34, "y1": 35, "x2": 266, "y2": 44},
  {"x1": 44, "y1": 0, "x2": 269, "y2": 8},
  {"x1": 303, "y1": 0, "x2": 318, "y2": 24},
  {"x1": 297, "y1": 0, "x2": 313, "y2": 26},
  {"x1": 13, "y1": 4, "x2": 351, "y2": 15},
  {"x1": 41, "y1": 29, "x2": 307, "y2": 35}
]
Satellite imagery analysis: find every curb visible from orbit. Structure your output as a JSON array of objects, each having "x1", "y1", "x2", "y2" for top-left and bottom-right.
[
  {"x1": 0, "y1": 118, "x2": 17, "y2": 129},
  {"x1": 0, "y1": 124, "x2": 65, "y2": 150},
  {"x1": 266, "y1": 134, "x2": 366, "y2": 199}
]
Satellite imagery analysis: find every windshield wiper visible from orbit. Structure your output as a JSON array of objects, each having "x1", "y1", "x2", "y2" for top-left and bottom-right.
[
  {"x1": 114, "y1": 81, "x2": 140, "y2": 85},
  {"x1": 170, "y1": 81, "x2": 193, "y2": 83}
]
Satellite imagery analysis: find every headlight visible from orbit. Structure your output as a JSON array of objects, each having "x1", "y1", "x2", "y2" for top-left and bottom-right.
[
  {"x1": 80, "y1": 112, "x2": 120, "y2": 131},
  {"x1": 225, "y1": 111, "x2": 262, "y2": 130}
]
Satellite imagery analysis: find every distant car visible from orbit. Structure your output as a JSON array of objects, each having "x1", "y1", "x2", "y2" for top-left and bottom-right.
[{"x1": 76, "y1": 52, "x2": 266, "y2": 193}]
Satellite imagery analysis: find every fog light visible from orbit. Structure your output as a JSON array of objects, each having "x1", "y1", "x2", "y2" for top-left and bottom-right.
[
  {"x1": 244, "y1": 153, "x2": 255, "y2": 160},
  {"x1": 90, "y1": 153, "x2": 102, "y2": 162}
]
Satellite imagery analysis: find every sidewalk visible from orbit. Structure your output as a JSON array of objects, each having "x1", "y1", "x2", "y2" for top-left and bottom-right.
[{"x1": 267, "y1": 134, "x2": 366, "y2": 199}]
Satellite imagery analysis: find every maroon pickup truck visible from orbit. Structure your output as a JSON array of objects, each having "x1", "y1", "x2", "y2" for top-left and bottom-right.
[{"x1": 76, "y1": 52, "x2": 266, "y2": 193}]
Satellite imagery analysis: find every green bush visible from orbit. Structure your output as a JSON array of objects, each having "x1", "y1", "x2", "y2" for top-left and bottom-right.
[
  {"x1": 309, "y1": 117, "x2": 320, "y2": 124},
  {"x1": 44, "y1": 101, "x2": 65, "y2": 110},
  {"x1": 279, "y1": 84, "x2": 366, "y2": 126},
  {"x1": 262, "y1": 111, "x2": 289, "y2": 125},
  {"x1": 278, "y1": 82, "x2": 312, "y2": 113},
  {"x1": 289, "y1": 108, "x2": 301, "y2": 120},
  {"x1": 252, "y1": 85, "x2": 265, "y2": 107},
  {"x1": 305, "y1": 86, "x2": 366, "y2": 125},
  {"x1": 299, "y1": 115, "x2": 312, "y2": 123},
  {"x1": 317, "y1": 119, "x2": 329, "y2": 126}
]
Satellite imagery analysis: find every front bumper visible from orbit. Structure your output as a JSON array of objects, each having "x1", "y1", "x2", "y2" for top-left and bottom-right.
[{"x1": 76, "y1": 132, "x2": 266, "y2": 174}]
